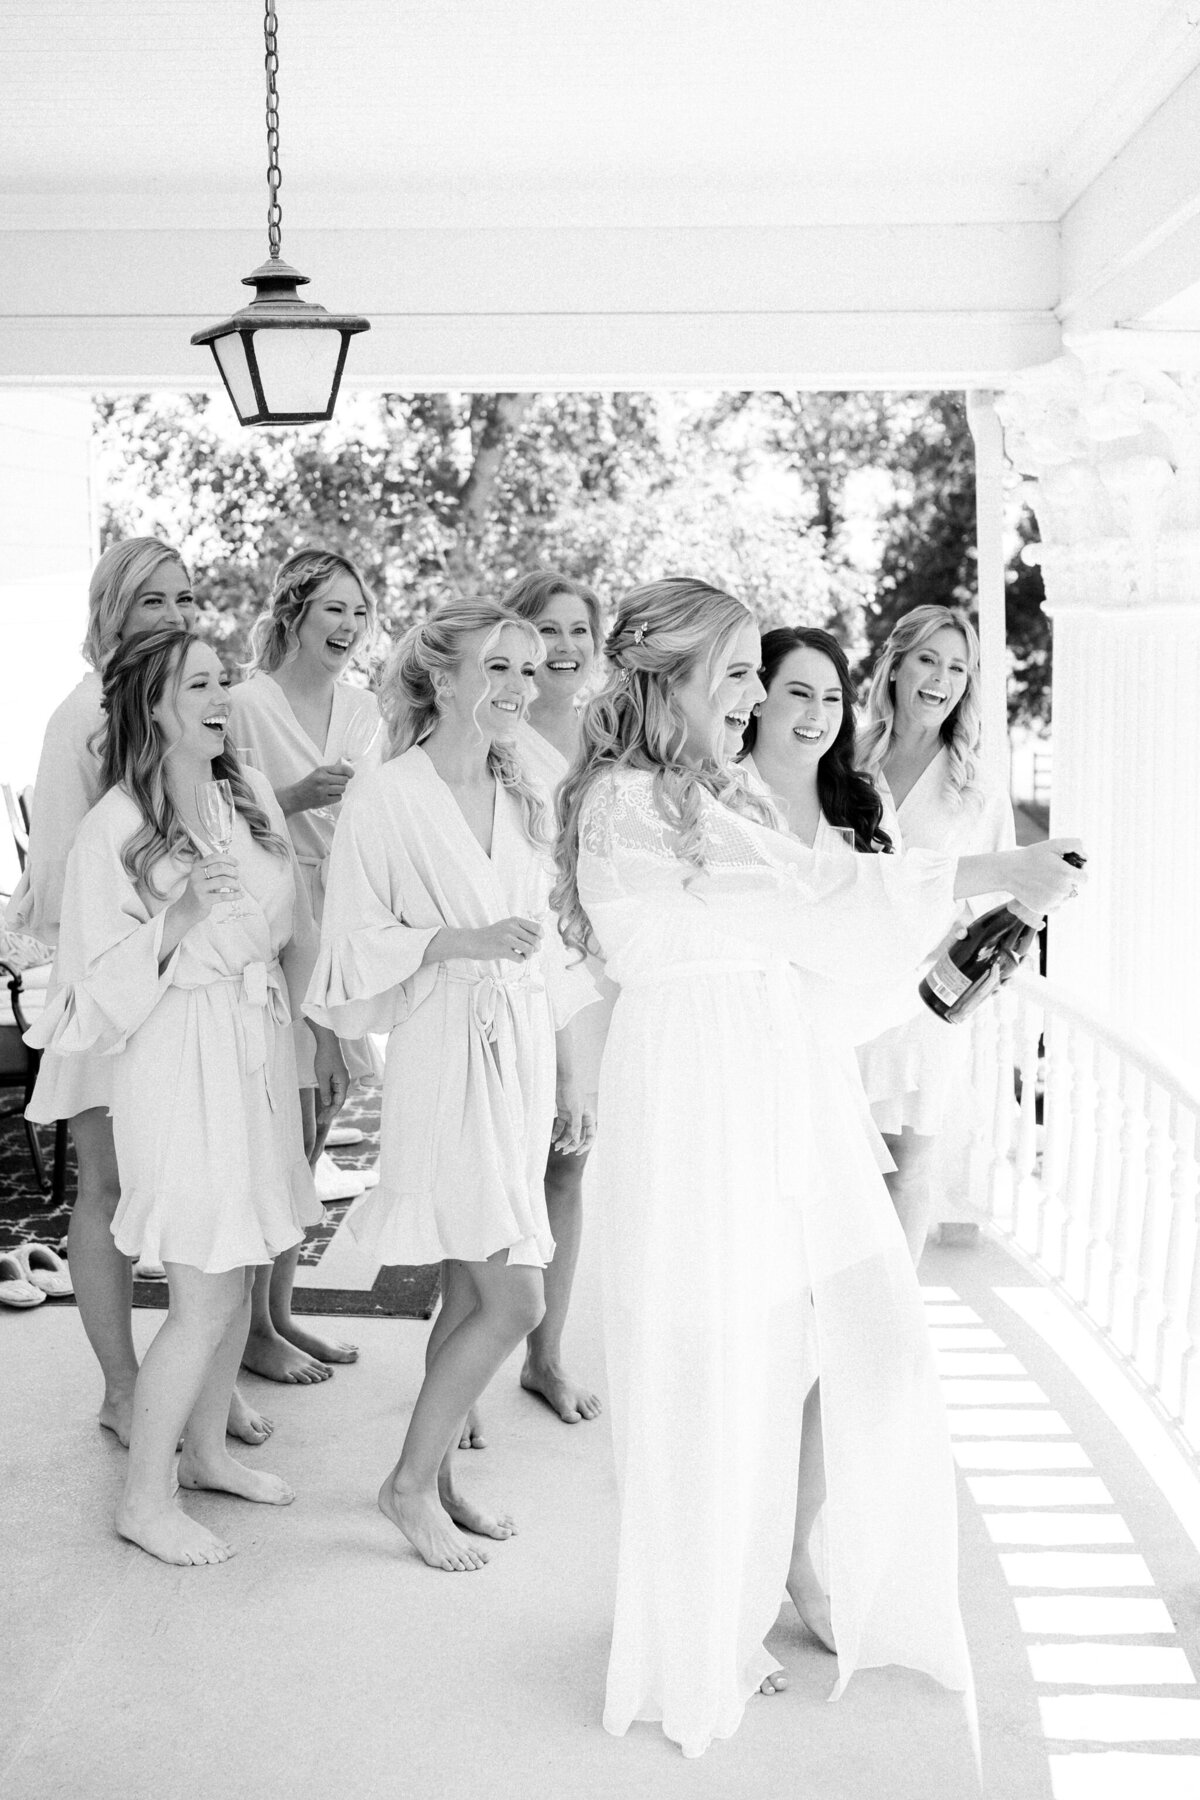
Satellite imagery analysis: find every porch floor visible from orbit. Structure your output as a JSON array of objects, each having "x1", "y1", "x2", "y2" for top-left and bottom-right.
[{"x1": 4, "y1": 1234, "x2": 1200, "y2": 1800}]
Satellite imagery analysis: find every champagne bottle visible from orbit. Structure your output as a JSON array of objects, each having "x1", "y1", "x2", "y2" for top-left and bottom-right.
[{"x1": 919, "y1": 851, "x2": 1086, "y2": 1025}]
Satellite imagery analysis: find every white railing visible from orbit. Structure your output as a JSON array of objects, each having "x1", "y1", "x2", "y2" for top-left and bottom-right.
[{"x1": 967, "y1": 968, "x2": 1200, "y2": 1459}]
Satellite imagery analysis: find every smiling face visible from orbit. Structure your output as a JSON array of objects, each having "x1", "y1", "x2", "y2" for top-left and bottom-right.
[
  {"x1": 153, "y1": 641, "x2": 231, "y2": 767},
  {"x1": 755, "y1": 645, "x2": 845, "y2": 769},
  {"x1": 294, "y1": 572, "x2": 371, "y2": 679},
  {"x1": 531, "y1": 593, "x2": 596, "y2": 701},
  {"x1": 674, "y1": 618, "x2": 766, "y2": 764},
  {"x1": 117, "y1": 560, "x2": 197, "y2": 643},
  {"x1": 440, "y1": 623, "x2": 539, "y2": 745},
  {"x1": 891, "y1": 626, "x2": 970, "y2": 731}
]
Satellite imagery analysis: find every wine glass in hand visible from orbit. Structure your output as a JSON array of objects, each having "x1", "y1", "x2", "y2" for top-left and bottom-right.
[
  {"x1": 194, "y1": 778, "x2": 244, "y2": 920},
  {"x1": 312, "y1": 712, "x2": 383, "y2": 821}
]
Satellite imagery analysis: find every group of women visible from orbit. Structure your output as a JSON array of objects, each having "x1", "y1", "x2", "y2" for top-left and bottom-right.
[{"x1": 11, "y1": 538, "x2": 1084, "y2": 1759}]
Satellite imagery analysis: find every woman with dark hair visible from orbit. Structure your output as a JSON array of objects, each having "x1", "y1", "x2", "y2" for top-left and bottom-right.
[
  {"x1": 739, "y1": 626, "x2": 894, "y2": 854},
  {"x1": 499, "y1": 569, "x2": 605, "y2": 1428},
  {"x1": 28, "y1": 627, "x2": 345, "y2": 1566},
  {"x1": 229, "y1": 547, "x2": 383, "y2": 1383},
  {"x1": 553, "y1": 577, "x2": 1083, "y2": 1756},
  {"x1": 8, "y1": 540, "x2": 267, "y2": 1449}
]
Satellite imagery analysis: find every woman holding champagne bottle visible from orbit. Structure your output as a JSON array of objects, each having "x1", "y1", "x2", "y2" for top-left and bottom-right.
[{"x1": 28, "y1": 627, "x2": 345, "y2": 1565}]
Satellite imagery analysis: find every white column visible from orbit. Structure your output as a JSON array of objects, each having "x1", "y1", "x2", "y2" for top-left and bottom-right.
[
  {"x1": 996, "y1": 355, "x2": 1200, "y2": 1086},
  {"x1": 0, "y1": 391, "x2": 95, "y2": 893},
  {"x1": 966, "y1": 390, "x2": 1011, "y2": 794}
]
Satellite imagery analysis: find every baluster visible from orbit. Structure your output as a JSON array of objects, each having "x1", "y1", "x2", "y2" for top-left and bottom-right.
[
  {"x1": 1108, "y1": 1062, "x2": 1147, "y2": 1361},
  {"x1": 1156, "y1": 1104, "x2": 1199, "y2": 1424},
  {"x1": 1012, "y1": 991, "x2": 1042, "y2": 1241},
  {"x1": 1084, "y1": 1043, "x2": 1121, "y2": 1328},
  {"x1": 1132, "y1": 1083, "x2": 1172, "y2": 1384},
  {"x1": 1178, "y1": 1140, "x2": 1200, "y2": 1455},
  {"x1": 1061, "y1": 1033, "x2": 1097, "y2": 1300},
  {"x1": 990, "y1": 986, "x2": 1019, "y2": 1228},
  {"x1": 971, "y1": 990, "x2": 1003, "y2": 1229},
  {"x1": 1038, "y1": 1012, "x2": 1071, "y2": 1268}
]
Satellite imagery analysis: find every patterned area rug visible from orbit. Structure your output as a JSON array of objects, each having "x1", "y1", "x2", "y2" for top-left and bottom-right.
[{"x1": 0, "y1": 1087, "x2": 440, "y2": 1320}]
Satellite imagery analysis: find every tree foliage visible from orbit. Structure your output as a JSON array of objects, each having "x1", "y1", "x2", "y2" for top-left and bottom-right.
[{"x1": 94, "y1": 387, "x2": 1049, "y2": 722}]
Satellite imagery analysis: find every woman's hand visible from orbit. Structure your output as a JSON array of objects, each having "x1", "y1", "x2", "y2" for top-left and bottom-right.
[
  {"x1": 955, "y1": 838, "x2": 1087, "y2": 914},
  {"x1": 552, "y1": 1080, "x2": 598, "y2": 1157},
  {"x1": 467, "y1": 916, "x2": 545, "y2": 964},
  {"x1": 313, "y1": 1025, "x2": 349, "y2": 1128},
  {"x1": 183, "y1": 854, "x2": 243, "y2": 920},
  {"x1": 279, "y1": 762, "x2": 354, "y2": 816},
  {"x1": 1005, "y1": 840, "x2": 1087, "y2": 915}
]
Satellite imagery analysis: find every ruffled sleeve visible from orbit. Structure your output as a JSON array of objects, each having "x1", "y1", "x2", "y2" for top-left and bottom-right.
[
  {"x1": 23, "y1": 798, "x2": 182, "y2": 1057},
  {"x1": 303, "y1": 774, "x2": 440, "y2": 1040}
]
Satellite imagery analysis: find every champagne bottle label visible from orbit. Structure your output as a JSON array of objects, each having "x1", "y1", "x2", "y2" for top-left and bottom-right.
[{"x1": 924, "y1": 956, "x2": 972, "y2": 1006}]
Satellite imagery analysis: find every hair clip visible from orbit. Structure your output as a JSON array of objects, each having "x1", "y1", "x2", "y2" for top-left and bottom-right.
[{"x1": 632, "y1": 619, "x2": 650, "y2": 646}]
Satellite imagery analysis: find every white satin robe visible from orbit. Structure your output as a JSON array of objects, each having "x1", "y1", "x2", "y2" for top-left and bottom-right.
[
  {"x1": 579, "y1": 770, "x2": 972, "y2": 1757},
  {"x1": 26, "y1": 772, "x2": 320, "y2": 1270},
  {"x1": 227, "y1": 670, "x2": 385, "y2": 1084},
  {"x1": 6, "y1": 672, "x2": 113, "y2": 1121},
  {"x1": 305, "y1": 747, "x2": 593, "y2": 1268}
]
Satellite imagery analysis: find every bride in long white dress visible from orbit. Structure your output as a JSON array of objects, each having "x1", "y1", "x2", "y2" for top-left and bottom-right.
[{"x1": 552, "y1": 578, "x2": 1084, "y2": 1757}]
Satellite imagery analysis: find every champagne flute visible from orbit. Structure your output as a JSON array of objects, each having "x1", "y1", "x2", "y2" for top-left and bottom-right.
[
  {"x1": 312, "y1": 711, "x2": 383, "y2": 822},
  {"x1": 194, "y1": 778, "x2": 243, "y2": 921}
]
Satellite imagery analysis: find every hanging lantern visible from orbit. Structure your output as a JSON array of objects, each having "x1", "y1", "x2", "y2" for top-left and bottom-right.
[{"x1": 191, "y1": 2, "x2": 369, "y2": 426}]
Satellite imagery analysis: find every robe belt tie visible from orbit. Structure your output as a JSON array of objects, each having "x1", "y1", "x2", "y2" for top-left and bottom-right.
[
  {"x1": 441, "y1": 967, "x2": 545, "y2": 1044},
  {"x1": 180, "y1": 959, "x2": 290, "y2": 1105}
]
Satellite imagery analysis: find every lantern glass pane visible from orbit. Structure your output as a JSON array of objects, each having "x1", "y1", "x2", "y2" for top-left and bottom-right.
[
  {"x1": 251, "y1": 326, "x2": 343, "y2": 415},
  {"x1": 213, "y1": 333, "x2": 259, "y2": 421}
]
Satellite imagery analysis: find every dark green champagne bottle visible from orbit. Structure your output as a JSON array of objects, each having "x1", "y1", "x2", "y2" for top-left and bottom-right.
[{"x1": 919, "y1": 851, "x2": 1086, "y2": 1024}]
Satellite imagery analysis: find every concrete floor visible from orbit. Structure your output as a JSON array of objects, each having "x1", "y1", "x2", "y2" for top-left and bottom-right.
[{"x1": 4, "y1": 1235, "x2": 1200, "y2": 1800}]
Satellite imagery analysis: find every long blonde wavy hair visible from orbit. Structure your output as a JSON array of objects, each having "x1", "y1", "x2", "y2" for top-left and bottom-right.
[
  {"x1": 84, "y1": 538, "x2": 191, "y2": 672},
  {"x1": 100, "y1": 628, "x2": 288, "y2": 894},
  {"x1": 248, "y1": 548, "x2": 377, "y2": 675},
  {"x1": 378, "y1": 599, "x2": 551, "y2": 849},
  {"x1": 858, "y1": 605, "x2": 985, "y2": 809},
  {"x1": 553, "y1": 578, "x2": 779, "y2": 958}
]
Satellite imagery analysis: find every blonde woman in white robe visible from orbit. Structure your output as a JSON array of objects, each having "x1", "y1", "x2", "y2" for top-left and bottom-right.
[
  {"x1": 857, "y1": 606, "x2": 1016, "y2": 1261},
  {"x1": 306, "y1": 599, "x2": 596, "y2": 1574},
  {"x1": 553, "y1": 578, "x2": 1083, "y2": 1758},
  {"x1": 501, "y1": 570, "x2": 606, "y2": 1429},
  {"x1": 7, "y1": 539, "x2": 268, "y2": 1449},
  {"x1": 228, "y1": 549, "x2": 383, "y2": 1384},
  {"x1": 28, "y1": 628, "x2": 346, "y2": 1566}
]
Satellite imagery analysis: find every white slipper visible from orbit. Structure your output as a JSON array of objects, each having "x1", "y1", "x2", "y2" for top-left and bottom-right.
[
  {"x1": 313, "y1": 1153, "x2": 379, "y2": 1202},
  {"x1": 325, "y1": 1125, "x2": 365, "y2": 1147},
  {"x1": 12, "y1": 1242, "x2": 73, "y2": 1298},
  {"x1": 133, "y1": 1258, "x2": 166, "y2": 1280},
  {"x1": 0, "y1": 1252, "x2": 47, "y2": 1308}
]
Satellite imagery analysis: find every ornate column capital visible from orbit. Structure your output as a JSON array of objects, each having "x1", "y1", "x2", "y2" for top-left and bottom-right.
[{"x1": 995, "y1": 356, "x2": 1200, "y2": 614}]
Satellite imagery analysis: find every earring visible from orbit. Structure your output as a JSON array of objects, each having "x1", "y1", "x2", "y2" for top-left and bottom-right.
[{"x1": 751, "y1": 704, "x2": 763, "y2": 716}]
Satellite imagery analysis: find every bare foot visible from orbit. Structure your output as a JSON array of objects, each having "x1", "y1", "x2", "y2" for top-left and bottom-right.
[
  {"x1": 459, "y1": 1405, "x2": 486, "y2": 1450},
  {"x1": 241, "y1": 1324, "x2": 332, "y2": 1385},
  {"x1": 277, "y1": 1318, "x2": 358, "y2": 1365},
  {"x1": 226, "y1": 1387, "x2": 273, "y2": 1445},
  {"x1": 760, "y1": 1669, "x2": 788, "y2": 1695},
  {"x1": 520, "y1": 1358, "x2": 602, "y2": 1424},
  {"x1": 438, "y1": 1474, "x2": 516, "y2": 1541},
  {"x1": 786, "y1": 1553, "x2": 836, "y2": 1653},
  {"x1": 377, "y1": 1476, "x2": 488, "y2": 1571},
  {"x1": 115, "y1": 1499, "x2": 234, "y2": 1567},
  {"x1": 98, "y1": 1390, "x2": 136, "y2": 1448},
  {"x1": 178, "y1": 1449, "x2": 295, "y2": 1506}
]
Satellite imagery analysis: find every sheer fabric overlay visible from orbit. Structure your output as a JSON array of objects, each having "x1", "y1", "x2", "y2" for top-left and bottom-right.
[{"x1": 579, "y1": 771, "x2": 972, "y2": 1757}]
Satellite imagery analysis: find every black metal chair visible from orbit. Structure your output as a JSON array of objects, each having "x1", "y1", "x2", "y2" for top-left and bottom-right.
[{"x1": 0, "y1": 954, "x2": 68, "y2": 1206}]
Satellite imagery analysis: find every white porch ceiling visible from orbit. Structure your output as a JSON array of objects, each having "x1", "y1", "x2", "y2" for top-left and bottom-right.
[{"x1": 3, "y1": 1, "x2": 1200, "y2": 387}]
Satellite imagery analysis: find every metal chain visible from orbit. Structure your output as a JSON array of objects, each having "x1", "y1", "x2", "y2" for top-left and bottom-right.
[{"x1": 264, "y1": 1, "x2": 282, "y2": 259}]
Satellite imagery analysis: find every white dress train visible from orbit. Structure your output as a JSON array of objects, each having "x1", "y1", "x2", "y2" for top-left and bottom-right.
[{"x1": 577, "y1": 770, "x2": 972, "y2": 1757}]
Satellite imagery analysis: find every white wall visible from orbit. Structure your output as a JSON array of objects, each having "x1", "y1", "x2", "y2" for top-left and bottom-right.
[{"x1": 0, "y1": 391, "x2": 95, "y2": 895}]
